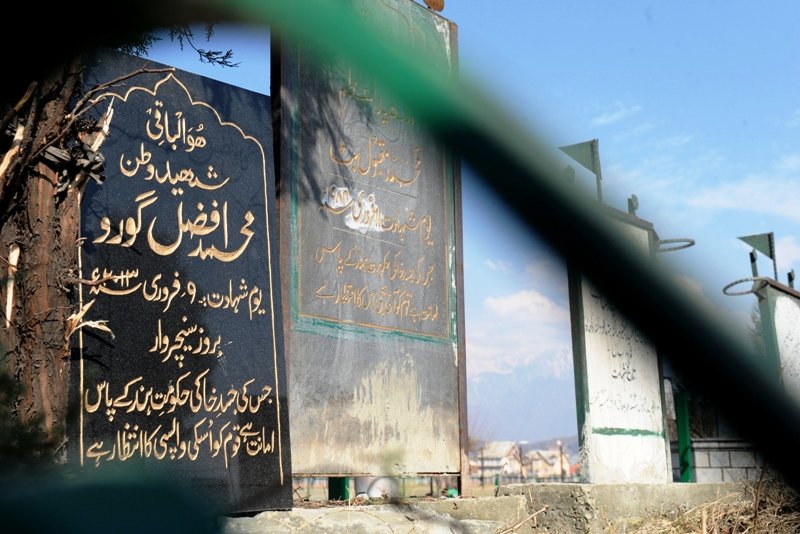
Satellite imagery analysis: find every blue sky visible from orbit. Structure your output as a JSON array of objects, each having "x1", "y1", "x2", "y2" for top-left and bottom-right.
[{"x1": 147, "y1": 1, "x2": 800, "y2": 442}]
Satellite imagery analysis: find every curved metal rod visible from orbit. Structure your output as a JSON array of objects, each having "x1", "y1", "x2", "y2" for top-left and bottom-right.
[
  {"x1": 722, "y1": 276, "x2": 770, "y2": 296},
  {"x1": 656, "y1": 238, "x2": 695, "y2": 253}
]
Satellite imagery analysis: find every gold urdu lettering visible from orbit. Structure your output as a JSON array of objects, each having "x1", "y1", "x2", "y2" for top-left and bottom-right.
[
  {"x1": 146, "y1": 103, "x2": 165, "y2": 141},
  {"x1": 84, "y1": 83, "x2": 283, "y2": 472},
  {"x1": 118, "y1": 143, "x2": 152, "y2": 177},
  {"x1": 147, "y1": 201, "x2": 184, "y2": 256},
  {"x1": 187, "y1": 210, "x2": 255, "y2": 262},
  {"x1": 329, "y1": 137, "x2": 421, "y2": 187},
  {"x1": 146, "y1": 100, "x2": 208, "y2": 152},
  {"x1": 93, "y1": 217, "x2": 112, "y2": 244},
  {"x1": 86, "y1": 440, "x2": 112, "y2": 466}
]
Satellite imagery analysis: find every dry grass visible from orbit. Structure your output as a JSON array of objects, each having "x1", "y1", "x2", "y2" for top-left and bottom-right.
[
  {"x1": 624, "y1": 473, "x2": 800, "y2": 534},
  {"x1": 289, "y1": 474, "x2": 800, "y2": 533}
]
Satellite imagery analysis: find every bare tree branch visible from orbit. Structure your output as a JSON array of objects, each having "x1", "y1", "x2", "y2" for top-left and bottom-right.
[{"x1": 34, "y1": 66, "x2": 175, "y2": 162}]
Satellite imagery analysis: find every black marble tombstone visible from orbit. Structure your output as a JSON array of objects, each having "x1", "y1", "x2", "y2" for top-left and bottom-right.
[{"x1": 70, "y1": 50, "x2": 291, "y2": 512}]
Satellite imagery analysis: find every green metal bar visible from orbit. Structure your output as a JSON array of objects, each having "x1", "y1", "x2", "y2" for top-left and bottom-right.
[
  {"x1": 675, "y1": 391, "x2": 693, "y2": 483},
  {"x1": 214, "y1": 0, "x2": 800, "y2": 486},
  {"x1": 750, "y1": 250, "x2": 760, "y2": 278},
  {"x1": 13, "y1": 0, "x2": 800, "y2": 486}
]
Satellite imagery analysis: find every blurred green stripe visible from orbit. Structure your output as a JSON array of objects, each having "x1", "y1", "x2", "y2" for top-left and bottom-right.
[{"x1": 210, "y1": 0, "x2": 800, "y2": 484}]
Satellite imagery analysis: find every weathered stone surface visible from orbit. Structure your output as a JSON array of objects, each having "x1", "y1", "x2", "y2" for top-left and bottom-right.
[
  {"x1": 500, "y1": 482, "x2": 744, "y2": 534},
  {"x1": 500, "y1": 484, "x2": 597, "y2": 533},
  {"x1": 223, "y1": 505, "x2": 503, "y2": 534},
  {"x1": 416, "y1": 495, "x2": 528, "y2": 524},
  {"x1": 275, "y1": 0, "x2": 464, "y2": 476},
  {"x1": 222, "y1": 483, "x2": 747, "y2": 533},
  {"x1": 568, "y1": 210, "x2": 671, "y2": 484}
]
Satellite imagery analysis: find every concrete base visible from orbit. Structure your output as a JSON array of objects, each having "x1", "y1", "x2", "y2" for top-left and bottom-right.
[
  {"x1": 499, "y1": 482, "x2": 743, "y2": 533},
  {"x1": 223, "y1": 483, "x2": 743, "y2": 533},
  {"x1": 415, "y1": 495, "x2": 530, "y2": 525},
  {"x1": 224, "y1": 504, "x2": 507, "y2": 534}
]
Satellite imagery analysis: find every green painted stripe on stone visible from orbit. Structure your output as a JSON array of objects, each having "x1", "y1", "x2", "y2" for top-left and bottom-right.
[
  {"x1": 294, "y1": 315, "x2": 449, "y2": 345},
  {"x1": 592, "y1": 427, "x2": 665, "y2": 438}
]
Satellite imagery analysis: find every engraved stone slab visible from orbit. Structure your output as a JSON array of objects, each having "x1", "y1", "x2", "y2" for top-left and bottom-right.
[
  {"x1": 569, "y1": 211, "x2": 670, "y2": 483},
  {"x1": 276, "y1": 0, "x2": 464, "y2": 474},
  {"x1": 71, "y1": 51, "x2": 291, "y2": 512},
  {"x1": 772, "y1": 290, "x2": 800, "y2": 401}
]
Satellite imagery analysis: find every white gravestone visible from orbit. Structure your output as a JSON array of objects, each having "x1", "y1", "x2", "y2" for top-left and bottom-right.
[
  {"x1": 570, "y1": 214, "x2": 671, "y2": 483},
  {"x1": 774, "y1": 293, "x2": 800, "y2": 402}
]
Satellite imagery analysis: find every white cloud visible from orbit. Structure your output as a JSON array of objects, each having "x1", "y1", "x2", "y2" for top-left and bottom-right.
[
  {"x1": 590, "y1": 102, "x2": 642, "y2": 126},
  {"x1": 688, "y1": 175, "x2": 800, "y2": 222},
  {"x1": 466, "y1": 322, "x2": 572, "y2": 379},
  {"x1": 466, "y1": 289, "x2": 573, "y2": 379},
  {"x1": 484, "y1": 289, "x2": 569, "y2": 323},
  {"x1": 689, "y1": 153, "x2": 800, "y2": 225},
  {"x1": 680, "y1": 150, "x2": 800, "y2": 222},
  {"x1": 604, "y1": 147, "x2": 727, "y2": 214},
  {"x1": 540, "y1": 345, "x2": 573, "y2": 379},
  {"x1": 485, "y1": 259, "x2": 511, "y2": 272},
  {"x1": 611, "y1": 121, "x2": 658, "y2": 144},
  {"x1": 629, "y1": 121, "x2": 657, "y2": 136}
]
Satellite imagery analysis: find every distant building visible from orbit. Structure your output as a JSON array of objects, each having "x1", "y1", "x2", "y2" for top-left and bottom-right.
[
  {"x1": 471, "y1": 441, "x2": 523, "y2": 480},
  {"x1": 525, "y1": 449, "x2": 571, "y2": 481},
  {"x1": 469, "y1": 439, "x2": 579, "y2": 484}
]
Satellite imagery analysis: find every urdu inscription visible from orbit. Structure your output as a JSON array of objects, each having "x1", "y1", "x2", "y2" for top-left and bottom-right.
[
  {"x1": 569, "y1": 213, "x2": 670, "y2": 483},
  {"x1": 73, "y1": 52, "x2": 290, "y2": 512},
  {"x1": 279, "y1": 0, "x2": 463, "y2": 476},
  {"x1": 296, "y1": 62, "x2": 451, "y2": 338}
]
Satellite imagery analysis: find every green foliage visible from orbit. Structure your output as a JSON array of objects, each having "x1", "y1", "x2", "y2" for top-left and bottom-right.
[
  {"x1": 168, "y1": 24, "x2": 239, "y2": 67},
  {"x1": 115, "y1": 34, "x2": 161, "y2": 59},
  {"x1": 115, "y1": 24, "x2": 239, "y2": 68}
]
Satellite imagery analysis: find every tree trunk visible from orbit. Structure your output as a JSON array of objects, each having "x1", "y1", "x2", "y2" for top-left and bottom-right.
[{"x1": 0, "y1": 60, "x2": 83, "y2": 456}]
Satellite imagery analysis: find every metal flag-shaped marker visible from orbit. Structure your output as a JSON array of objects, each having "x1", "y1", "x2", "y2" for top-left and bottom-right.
[
  {"x1": 739, "y1": 232, "x2": 777, "y2": 281},
  {"x1": 559, "y1": 139, "x2": 603, "y2": 203}
]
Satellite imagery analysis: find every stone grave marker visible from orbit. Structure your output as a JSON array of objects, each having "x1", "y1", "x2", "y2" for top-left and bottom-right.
[
  {"x1": 71, "y1": 51, "x2": 291, "y2": 512},
  {"x1": 568, "y1": 209, "x2": 671, "y2": 483},
  {"x1": 274, "y1": 0, "x2": 466, "y2": 476}
]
